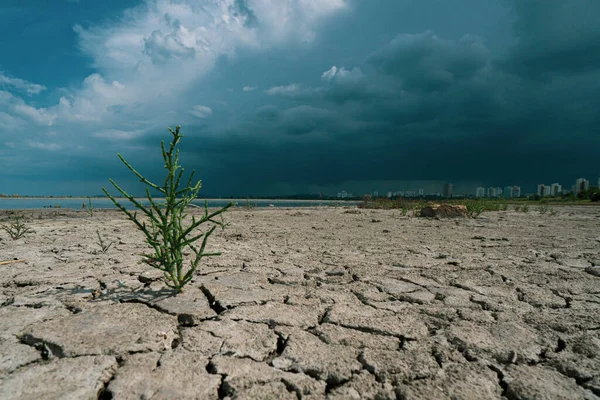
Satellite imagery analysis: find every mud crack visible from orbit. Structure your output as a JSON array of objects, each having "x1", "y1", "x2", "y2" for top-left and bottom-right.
[{"x1": 200, "y1": 285, "x2": 227, "y2": 314}]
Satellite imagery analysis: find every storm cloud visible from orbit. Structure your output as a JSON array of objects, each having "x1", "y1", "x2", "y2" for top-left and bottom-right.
[{"x1": 0, "y1": 0, "x2": 598, "y2": 196}]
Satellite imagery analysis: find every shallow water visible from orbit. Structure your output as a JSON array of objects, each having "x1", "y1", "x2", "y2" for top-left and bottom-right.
[{"x1": 0, "y1": 197, "x2": 358, "y2": 210}]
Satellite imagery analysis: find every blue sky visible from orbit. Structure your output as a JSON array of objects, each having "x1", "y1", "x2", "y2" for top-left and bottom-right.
[{"x1": 1, "y1": 0, "x2": 598, "y2": 196}]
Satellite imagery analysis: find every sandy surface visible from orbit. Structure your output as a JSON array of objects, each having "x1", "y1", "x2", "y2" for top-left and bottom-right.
[{"x1": 1, "y1": 206, "x2": 599, "y2": 399}]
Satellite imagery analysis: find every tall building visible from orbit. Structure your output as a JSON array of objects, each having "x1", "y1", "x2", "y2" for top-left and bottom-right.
[
  {"x1": 543, "y1": 186, "x2": 551, "y2": 196},
  {"x1": 538, "y1": 184, "x2": 551, "y2": 197},
  {"x1": 487, "y1": 187, "x2": 497, "y2": 198},
  {"x1": 476, "y1": 187, "x2": 485, "y2": 198},
  {"x1": 512, "y1": 186, "x2": 521, "y2": 198},
  {"x1": 537, "y1": 184, "x2": 545, "y2": 197},
  {"x1": 550, "y1": 183, "x2": 562, "y2": 196},
  {"x1": 418, "y1": 188, "x2": 424, "y2": 196},
  {"x1": 503, "y1": 186, "x2": 513, "y2": 199},
  {"x1": 443, "y1": 183, "x2": 453, "y2": 198},
  {"x1": 575, "y1": 178, "x2": 589, "y2": 193}
]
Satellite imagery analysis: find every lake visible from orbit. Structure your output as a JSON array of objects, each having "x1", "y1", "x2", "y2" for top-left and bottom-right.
[{"x1": 0, "y1": 198, "x2": 359, "y2": 210}]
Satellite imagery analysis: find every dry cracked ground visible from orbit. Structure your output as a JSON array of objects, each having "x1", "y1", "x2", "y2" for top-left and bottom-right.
[{"x1": 1, "y1": 205, "x2": 600, "y2": 399}]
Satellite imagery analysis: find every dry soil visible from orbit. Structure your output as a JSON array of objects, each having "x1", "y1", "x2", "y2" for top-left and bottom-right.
[{"x1": 0, "y1": 205, "x2": 599, "y2": 399}]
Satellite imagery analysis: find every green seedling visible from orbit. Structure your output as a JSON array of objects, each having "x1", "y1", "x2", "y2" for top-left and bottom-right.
[
  {"x1": 401, "y1": 205, "x2": 408, "y2": 216},
  {"x1": 466, "y1": 200, "x2": 485, "y2": 218},
  {"x1": 1, "y1": 215, "x2": 33, "y2": 240},
  {"x1": 95, "y1": 230, "x2": 113, "y2": 253},
  {"x1": 102, "y1": 125, "x2": 233, "y2": 292},
  {"x1": 86, "y1": 197, "x2": 94, "y2": 217}
]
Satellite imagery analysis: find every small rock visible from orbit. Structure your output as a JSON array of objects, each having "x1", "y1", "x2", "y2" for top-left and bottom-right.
[
  {"x1": 420, "y1": 204, "x2": 467, "y2": 218},
  {"x1": 584, "y1": 266, "x2": 600, "y2": 277},
  {"x1": 325, "y1": 268, "x2": 346, "y2": 277}
]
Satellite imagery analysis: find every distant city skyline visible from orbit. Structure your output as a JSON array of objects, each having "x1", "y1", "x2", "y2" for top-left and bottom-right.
[{"x1": 3, "y1": 175, "x2": 598, "y2": 199}]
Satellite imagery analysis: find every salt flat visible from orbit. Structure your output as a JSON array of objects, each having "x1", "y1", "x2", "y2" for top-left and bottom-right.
[{"x1": 1, "y1": 206, "x2": 599, "y2": 399}]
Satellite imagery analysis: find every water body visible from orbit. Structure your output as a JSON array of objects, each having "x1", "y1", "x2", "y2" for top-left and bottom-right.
[{"x1": 0, "y1": 198, "x2": 359, "y2": 210}]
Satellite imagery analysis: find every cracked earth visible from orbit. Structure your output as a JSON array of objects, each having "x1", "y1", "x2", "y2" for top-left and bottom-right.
[{"x1": 1, "y1": 205, "x2": 599, "y2": 399}]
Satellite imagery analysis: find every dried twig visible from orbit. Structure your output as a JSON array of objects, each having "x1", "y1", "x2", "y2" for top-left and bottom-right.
[{"x1": 0, "y1": 259, "x2": 25, "y2": 265}]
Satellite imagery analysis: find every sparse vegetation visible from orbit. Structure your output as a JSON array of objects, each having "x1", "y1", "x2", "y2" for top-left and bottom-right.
[
  {"x1": 466, "y1": 200, "x2": 486, "y2": 218},
  {"x1": 219, "y1": 213, "x2": 231, "y2": 232},
  {"x1": 521, "y1": 204, "x2": 530, "y2": 213},
  {"x1": 538, "y1": 201, "x2": 548, "y2": 214},
  {"x1": 95, "y1": 230, "x2": 113, "y2": 253},
  {"x1": 359, "y1": 196, "x2": 406, "y2": 210},
  {"x1": 86, "y1": 197, "x2": 94, "y2": 217},
  {"x1": 401, "y1": 205, "x2": 408, "y2": 216},
  {"x1": 102, "y1": 125, "x2": 233, "y2": 292},
  {"x1": 244, "y1": 198, "x2": 256, "y2": 209},
  {"x1": 0, "y1": 215, "x2": 33, "y2": 240}
]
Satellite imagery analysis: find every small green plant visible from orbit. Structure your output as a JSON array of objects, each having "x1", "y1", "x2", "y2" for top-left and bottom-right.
[
  {"x1": 514, "y1": 205, "x2": 521, "y2": 212},
  {"x1": 521, "y1": 204, "x2": 530, "y2": 213},
  {"x1": 549, "y1": 206, "x2": 557, "y2": 216},
  {"x1": 1, "y1": 215, "x2": 33, "y2": 240},
  {"x1": 466, "y1": 200, "x2": 485, "y2": 218},
  {"x1": 95, "y1": 230, "x2": 113, "y2": 253},
  {"x1": 401, "y1": 205, "x2": 408, "y2": 216},
  {"x1": 86, "y1": 197, "x2": 94, "y2": 217},
  {"x1": 499, "y1": 201, "x2": 509, "y2": 211},
  {"x1": 411, "y1": 202, "x2": 421, "y2": 217},
  {"x1": 102, "y1": 125, "x2": 233, "y2": 292},
  {"x1": 244, "y1": 198, "x2": 253, "y2": 209},
  {"x1": 538, "y1": 202, "x2": 548, "y2": 214},
  {"x1": 219, "y1": 213, "x2": 231, "y2": 232}
]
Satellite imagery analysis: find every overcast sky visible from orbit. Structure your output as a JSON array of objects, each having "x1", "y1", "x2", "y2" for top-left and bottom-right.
[{"x1": 1, "y1": 0, "x2": 598, "y2": 196}]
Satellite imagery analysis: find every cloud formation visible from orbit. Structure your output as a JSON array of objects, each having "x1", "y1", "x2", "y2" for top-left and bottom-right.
[
  {"x1": 0, "y1": 0, "x2": 598, "y2": 196},
  {"x1": 189, "y1": 105, "x2": 213, "y2": 119},
  {"x1": 0, "y1": 72, "x2": 47, "y2": 95}
]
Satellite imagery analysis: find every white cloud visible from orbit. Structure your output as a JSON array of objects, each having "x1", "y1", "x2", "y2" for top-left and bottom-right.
[
  {"x1": 190, "y1": 105, "x2": 213, "y2": 118},
  {"x1": 143, "y1": 25, "x2": 197, "y2": 64},
  {"x1": 321, "y1": 66, "x2": 338, "y2": 81},
  {"x1": 264, "y1": 83, "x2": 324, "y2": 100},
  {"x1": 1, "y1": 0, "x2": 347, "y2": 164},
  {"x1": 14, "y1": 104, "x2": 56, "y2": 126},
  {"x1": 93, "y1": 129, "x2": 144, "y2": 140},
  {"x1": 321, "y1": 66, "x2": 364, "y2": 83},
  {"x1": 265, "y1": 83, "x2": 300, "y2": 95},
  {"x1": 27, "y1": 140, "x2": 61, "y2": 151},
  {"x1": 40, "y1": 0, "x2": 344, "y2": 135},
  {"x1": 243, "y1": 85, "x2": 257, "y2": 92},
  {"x1": 0, "y1": 88, "x2": 56, "y2": 126},
  {"x1": 0, "y1": 72, "x2": 46, "y2": 95}
]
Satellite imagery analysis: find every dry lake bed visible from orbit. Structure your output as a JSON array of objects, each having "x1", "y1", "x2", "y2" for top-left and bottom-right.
[{"x1": 1, "y1": 206, "x2": 599, "y2": 399}]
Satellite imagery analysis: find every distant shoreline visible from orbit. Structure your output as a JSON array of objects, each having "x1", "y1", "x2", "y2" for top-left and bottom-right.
[{"x1": 0, "y1": 197, "x2": 355, "y2": 202}]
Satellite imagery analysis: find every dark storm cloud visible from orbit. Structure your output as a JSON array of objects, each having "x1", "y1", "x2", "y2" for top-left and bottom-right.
[
  {"x1": 367, "y1": 31, "x2": 489, "y2": 92},
  {"x1": 188, "y1": 0, "x2": 599, "y2": 195},
  {"x1": 502, "y1": 0, "x2": 600, "y2": 78}
]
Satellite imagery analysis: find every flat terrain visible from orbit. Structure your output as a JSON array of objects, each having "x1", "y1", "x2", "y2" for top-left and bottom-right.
[{"x1": 1, "y1": 206, "x2": 599, "y2": 399}]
